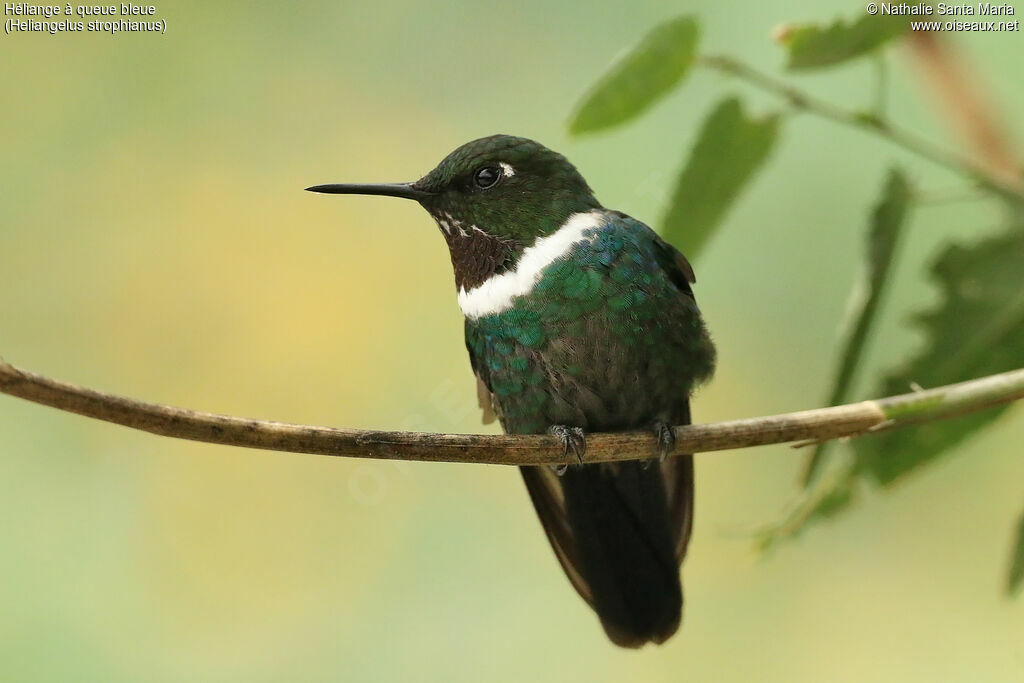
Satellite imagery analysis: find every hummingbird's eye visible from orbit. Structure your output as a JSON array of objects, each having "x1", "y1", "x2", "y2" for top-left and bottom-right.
[{"x1": 473, "y1": 166, "x2": 502, "y2": 190}]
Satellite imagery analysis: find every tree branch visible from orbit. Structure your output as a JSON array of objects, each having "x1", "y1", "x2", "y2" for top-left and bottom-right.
[{"x1": 2, "y1": 359, "x2": 1023, "y2": 466}]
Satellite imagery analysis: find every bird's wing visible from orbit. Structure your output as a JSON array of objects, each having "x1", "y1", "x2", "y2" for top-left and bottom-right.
[
  {"x1": 650, "y1": 233, "x2": 698, "y2": 561},
  {"x1": 660, "y1": 403, "x2": 695, "y2": 561},
  {"x1": 519, "y1": 466, "x2": 595, "y2": 606},
  {"x1": 651, "y1": 234, "x2": 696, "y2": 298},
  {"x1": 604, "y1": 209, "x2": 696, "y2": 299}
]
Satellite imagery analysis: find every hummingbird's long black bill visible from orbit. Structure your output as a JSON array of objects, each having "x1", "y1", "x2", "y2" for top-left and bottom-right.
[{"x1": 304, "y1": 182, "x2": 433, "y2": 201}]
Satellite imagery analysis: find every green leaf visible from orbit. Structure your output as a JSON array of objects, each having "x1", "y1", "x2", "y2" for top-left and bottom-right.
[
  {"x1": 854, "y1": 223, "x2": 1024, "y2": 485},
  {"x1": 569, "y1": 16, "x2": 699, "y2": 135},
  {"x1": 780, "y1": 13, "x2": 911, "y2": 71},
  {"x1": 661, "y1": 97, "x2": 779, "y2": 258},
  {"x1": 756, "y1": 472, "x2": 858, "y2": 551},
  {"x1": 1009, "y1": 509, "x2": 1024, "y2": 595},
  {"x1": 803, "y1": 169, "x2": 912, "y2": 486}
]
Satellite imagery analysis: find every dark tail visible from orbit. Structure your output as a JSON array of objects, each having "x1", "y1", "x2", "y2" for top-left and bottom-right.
[{"x1": 560, "y1": 460, "x2": 685, "y2": 647}]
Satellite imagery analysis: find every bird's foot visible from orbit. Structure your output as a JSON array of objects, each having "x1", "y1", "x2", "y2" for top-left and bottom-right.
[
  {"x1": 547, "y1": 425, "x2": 586, "y2": 476},
  {"x1": 643, "y1": 421, "x2": 675, "y2": 468}
]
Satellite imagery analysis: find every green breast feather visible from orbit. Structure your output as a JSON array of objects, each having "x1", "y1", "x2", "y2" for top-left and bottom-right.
[{"x1": 465, "y1": 213, "x2": 715, "y2": 434}]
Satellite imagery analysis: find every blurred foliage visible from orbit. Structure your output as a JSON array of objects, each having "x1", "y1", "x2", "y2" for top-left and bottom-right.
[
  {"x1": 803, "y1": 168, "x2": 911, "y2": 485},
  {"x1": 853, "y1": 220, "x2": 1024, "y2": 484},
  {"x1": 778, "y1": 13, "x2": 912, "y2": 71},
  {"x1": 569, "y1": 16, "x2": 698, "y2": 135},
  {"x1": 662, "y1": 97, "x2": 780, "y2": 258},
  {"x1": 1010, "y1": 510, "x2": 1024, "y2": 595}
]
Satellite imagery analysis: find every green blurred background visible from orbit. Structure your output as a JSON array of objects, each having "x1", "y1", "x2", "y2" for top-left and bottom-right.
[{"x1": 2, "y1": 2, "x2": 1023, "y2": 681}]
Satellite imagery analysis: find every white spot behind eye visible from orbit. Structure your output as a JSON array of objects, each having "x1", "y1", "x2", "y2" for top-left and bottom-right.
[{"x1": 499, "y1": 162, "x2": 515, "y2": 178}]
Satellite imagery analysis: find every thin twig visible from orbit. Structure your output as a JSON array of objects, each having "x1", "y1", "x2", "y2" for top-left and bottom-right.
[
  {"x1": 2, "y1": 359, "x2": 1022, "y2": 467},
  {"x1": 698, "y1": 55, "x2": 1024, "y2": 201}
]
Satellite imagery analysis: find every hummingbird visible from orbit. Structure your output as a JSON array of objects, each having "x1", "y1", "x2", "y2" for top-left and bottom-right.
[{"x1": 308, "y1": 134, "x2": 715, "y2": 647}]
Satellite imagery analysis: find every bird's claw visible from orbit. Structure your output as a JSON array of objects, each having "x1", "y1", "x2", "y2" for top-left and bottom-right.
[
  {"x1": 643, "y1": 422, "x2": 675, "y2": 469},
  {"x1": 548, "y1": 425, "x2": 586, "y2": 476}
]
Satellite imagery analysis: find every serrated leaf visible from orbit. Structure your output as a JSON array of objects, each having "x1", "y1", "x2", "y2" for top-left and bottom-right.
[
  {"x1": 569, "y1": 16, "x2": 699, "y2": 135},
  {"x1": 661, "y1": 97, "x2": 779, "y2": 258},
  {"x1": 803, "y1": 169, "x2": 911, "y2": 486},
  {"x1": 781, "y1": 13, "x2": 911, "y2": 71},
  {"x1": 1009, "y1": 509, "x2": 1024, "y2": 595},
  {"x1": 854, "y1": 224, "x2": 1024, "y2": 484}
]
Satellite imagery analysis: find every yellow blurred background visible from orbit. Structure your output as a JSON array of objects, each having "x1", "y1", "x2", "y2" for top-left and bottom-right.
[{"x1": 2, "y1": 2, "x2": 1023, "y2": 681}]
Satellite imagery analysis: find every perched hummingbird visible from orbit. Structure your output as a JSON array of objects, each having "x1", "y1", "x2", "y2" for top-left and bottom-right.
[{"x1": 308, "y1": 135, "x2": 715, "y2": 647}]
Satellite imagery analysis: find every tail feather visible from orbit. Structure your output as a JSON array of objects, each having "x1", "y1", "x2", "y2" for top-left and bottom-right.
[
  {"x1": 520, "y1": 401, "x2": 695, "y2": 647},
  {"x1": 520, "y1": 453, "x2": 693, "y2": 647},
  {"x1": 561, "y1": 461, "x2": 684, "y2": 647}
]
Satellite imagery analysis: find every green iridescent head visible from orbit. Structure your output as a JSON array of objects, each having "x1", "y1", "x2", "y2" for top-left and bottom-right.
[
  {"x1": 307, "y1": 134, "x2": 601, "y2": 245},
  {"x1": 412, "y1": 135, "x2": 601, "y2": 243}
]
